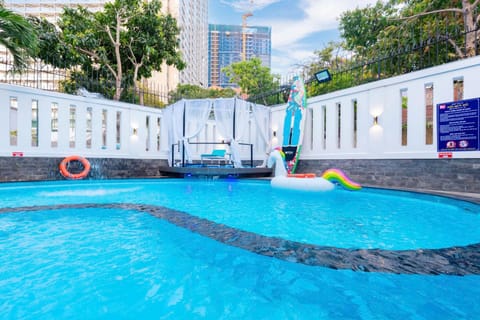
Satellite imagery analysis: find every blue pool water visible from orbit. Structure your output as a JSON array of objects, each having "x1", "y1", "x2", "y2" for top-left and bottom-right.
[{"x1": 0, "y1": 179, "x2": 479, "y2": 319}]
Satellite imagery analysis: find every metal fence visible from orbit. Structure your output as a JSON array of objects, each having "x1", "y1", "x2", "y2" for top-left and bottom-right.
[
  {"x1": 0, "y1": 50, "x2": 170, "y2": 108},
  {"x1": 2, "y1": 16, "x2": 479, "y2": 107},
  {"x1": 250, "y1": 21, "x2": 480, "y2": 105}
]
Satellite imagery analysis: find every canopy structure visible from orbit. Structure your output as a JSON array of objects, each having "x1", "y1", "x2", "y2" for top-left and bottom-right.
[{"x1": 164, "y1": 98, "x2": 270, "y2": 167}]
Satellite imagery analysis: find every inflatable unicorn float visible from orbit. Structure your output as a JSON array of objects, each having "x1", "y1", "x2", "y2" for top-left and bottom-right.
[{"x1": 267, "y1": 148, "x2": 361, "y2": 191}]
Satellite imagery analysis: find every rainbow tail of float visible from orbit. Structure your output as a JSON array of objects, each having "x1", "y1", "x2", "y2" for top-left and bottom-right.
[{"x1": 321, "y1": 168, "x2": 361, "y2": 191}]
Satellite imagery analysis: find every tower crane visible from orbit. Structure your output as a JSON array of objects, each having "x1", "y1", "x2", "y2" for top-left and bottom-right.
[{"x1": 241, "y1": 1, "x2": 254, "y2": 61}]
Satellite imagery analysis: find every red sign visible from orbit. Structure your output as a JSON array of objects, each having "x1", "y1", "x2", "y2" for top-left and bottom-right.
[
  {"x1": 12, "y1": 152, "x2": 24, "y2": 157},
  {"x1": 438, "y1": 152, "x2": 453, "y2": 158}
]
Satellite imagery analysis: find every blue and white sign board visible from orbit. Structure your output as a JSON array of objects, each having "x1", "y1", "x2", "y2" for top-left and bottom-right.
[{"x1": 437, "y1": 98, "x2": 479, "y2": 152}]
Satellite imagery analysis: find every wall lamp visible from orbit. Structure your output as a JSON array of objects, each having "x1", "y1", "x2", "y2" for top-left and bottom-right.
[
  {"x1": 373, "y1": 116, "x2": 379, "y2": 126},
  {"x1": 132, "y1": 127, "x2": 138, "y2": 136},
  {"x1": 273, "y1": 130, "x2": 277, "y2": 137}
]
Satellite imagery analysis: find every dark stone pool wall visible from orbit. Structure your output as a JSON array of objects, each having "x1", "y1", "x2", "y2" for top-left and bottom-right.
[
  {"x1": 1, "y1": 156, "x2": 479, "y2": 195},
  {"x1": 0, "y1": 157, "x2": 168, "y2": 182},
  {"x1": 296, "y1": 158, "x2": 480, "y2": 194}
]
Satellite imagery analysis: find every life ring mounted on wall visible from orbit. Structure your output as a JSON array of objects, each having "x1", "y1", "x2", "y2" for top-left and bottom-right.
[{"x1": 59, "y1": 155, "x2": 91, "y2": 180}]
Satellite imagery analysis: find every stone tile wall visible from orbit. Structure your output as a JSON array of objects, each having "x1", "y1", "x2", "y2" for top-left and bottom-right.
[
  {"x1": 296, "y1": 159, "x2": 480, "y2": 193},
  {"x1": 1, "y1": 156, "x2": 479, "y2": 194},
  {"x1": 0, "y1": 157, "x2": 168, "y2": 182}
]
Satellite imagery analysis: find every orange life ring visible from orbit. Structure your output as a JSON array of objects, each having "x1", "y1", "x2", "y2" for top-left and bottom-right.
[
  {"x1": 59, "y1": 156, "x2": 91, "y2": 180},
  {"x1": 287, "y1": 173, "x2": 316, "y2": 178}
]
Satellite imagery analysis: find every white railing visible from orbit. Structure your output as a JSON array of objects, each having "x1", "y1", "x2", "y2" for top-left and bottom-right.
[
  {"x1": 0, "y1": 84, "x2": 270, "y2": 162},
  {"x1": 271, "y1": 56, "x2": 480, "y2": 160},
  {"x1": 3, "y1": 56, "x2": 479, "y2": 162},
  {"x1": 0, "y1": 84, "x2": 167, "y2": 159}
]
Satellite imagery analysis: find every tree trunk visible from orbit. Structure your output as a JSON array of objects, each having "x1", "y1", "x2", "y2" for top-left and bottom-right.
[
  {"x1": 113, "y1": 13, "x2": 123, "y2": 101},
  {"x1": 462, "y1": 0, "x2": 477, "y2": 57}
]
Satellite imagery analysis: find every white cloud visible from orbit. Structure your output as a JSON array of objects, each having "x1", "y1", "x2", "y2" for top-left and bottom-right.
[
  {"x1": 219, "y1": 0, "x2": 378, "y2": 76},
  {"x1": 262, "y1": 0, "x2": 377, "y2": 75},
  {"x1": 271, "y1": 49, "x2": 316, "y2": 76},
  {"x1": 266, "y1": 0, "x2": 377, "y2": 50},
  {"x1": 220, "y1": 0, "x2": 281, "y2": 12}
]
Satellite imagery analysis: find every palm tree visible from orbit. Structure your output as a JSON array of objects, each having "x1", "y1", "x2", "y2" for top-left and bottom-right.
[{"x1": 0, "y1": 6, "x2": 38, "y2": 69}]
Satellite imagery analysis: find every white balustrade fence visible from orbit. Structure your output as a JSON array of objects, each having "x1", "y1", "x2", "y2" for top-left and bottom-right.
[
  {"x1": 0, "y1": 84, "x2": 167, "y2": 159},
  {"x1": 271, "y1": 56, "x2": 480, "y2": 160},
  {"x1": 2, "y1": 56, "x2": 479, "y2": 162},
  {"x1": 0, "y1": 84, "x2": 270, "y2": 162}
]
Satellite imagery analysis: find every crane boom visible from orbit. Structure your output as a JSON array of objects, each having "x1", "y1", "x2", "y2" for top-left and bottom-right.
[{"x1": 241, "y1": 12, "x2": 253, "y2": 61}]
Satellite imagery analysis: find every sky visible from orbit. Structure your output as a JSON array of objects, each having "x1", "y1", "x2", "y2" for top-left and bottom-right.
[{"x1": 208, "y1": 0, "x2": 378, "y2": 77}]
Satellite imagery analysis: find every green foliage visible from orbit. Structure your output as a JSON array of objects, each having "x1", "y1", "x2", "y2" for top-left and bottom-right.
[
  {"x1": 301, "y1": 0, "x2": 480, "y2": 99},
  {"x1": 339, "y1": 1, "x2": 396, "y2": 57},
  {"x1": 207, "y1": 87, "x2": 237, "y2": 99},
  {"x1": 0, "y1": 6, "x2": 38, "y2": 70},
  {"x1": 30, "y1": 0, "x2": 184, "y2": 102},
  {"x1": 141, "y1": 94, "x2": 166, "y2": 109},
  {"x1": 222, "y1": 58, "x2": 279, "y2": 104},
  {"x1": 168, "y1": 84, "x2": 237, "y2": 103}
]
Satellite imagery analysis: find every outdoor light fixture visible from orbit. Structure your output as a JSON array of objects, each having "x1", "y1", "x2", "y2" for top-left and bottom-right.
[
  {"x1": 273, "y1": 130, "x2": 277, "y2": 137},
  {"x1": 314, "y1": 69, "x2": 332, "y2": 84},
  {"x1": 373, "y1": 116, "x2": 379, "y2": 126},
  {"x1": 132, "y1": 127, "x2": 138, "y2": 136}
]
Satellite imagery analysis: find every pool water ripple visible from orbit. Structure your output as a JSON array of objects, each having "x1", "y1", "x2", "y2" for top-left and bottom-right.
[{"x1": 1, "y1": 203, "x2": 479, "y2": 276}]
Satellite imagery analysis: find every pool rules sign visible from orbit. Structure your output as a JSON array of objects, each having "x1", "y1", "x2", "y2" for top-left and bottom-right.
[{"x1": 437, "y1": 98, "x2": 480, "y2": 155}]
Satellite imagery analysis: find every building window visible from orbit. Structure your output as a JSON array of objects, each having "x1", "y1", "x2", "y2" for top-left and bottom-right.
[
  {"x1": 31, "y1": 100, "x2": 39, "y2": 147},
  {"x1": 102, "y1": 109, "x2": 107, "y2": 149},
  {"x1": 146, "y1": 116, "x2": 150, "y2": 151},
  {"x1": 352, "y1": 99, "x2": 357, "y2": 148},
  {"x1": 453, "y1": 77, "x2": 463, "y2": 101},
  {"x1": 51, "y1": 102, "x2": 58, "y2": 148},
  {"x1": 10, "y1": 97, "x2": 18, "y2": 146},
  {"x1": 86, "y1": 107, "x2": 92, "y2": 149},
  {"x1": 308, "y1": 108, "x2": 314, "y2": 150},
  {"x1": 425, "y1": 84, "x2": 434, "y2": 145},
  {"x1": 336, "y1": 103, "x2": 341, "y2": 149},
  {"x1": 401, "y1": 89, "x2": 408, "y2": 146},
  {"x1": 69, "y1": 105, "x2": 76, "y2": 148},
  {"x1": 116, "y1": 111, "x2": 121, "y2": 150},
  {"x1": 322, "y1": 105, "x2": 327, "y2": 150},
  {"x1": 156, "y1": 117, "x2": 161, "y2": 151}
]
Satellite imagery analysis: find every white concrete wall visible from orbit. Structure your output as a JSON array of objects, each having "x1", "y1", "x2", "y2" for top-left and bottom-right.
[
  {"x1": 0, "y1": 84, "x2": 165, "y2": 159},
  {"x1": 0, "y1": 84, "x2": 268, "y2": 161},
  {"x1": 271, "y1": 56, "x2": 480, "y2": 159},
  {"x1": 3, "y1": 56, "x2": 480, "y2": 162}
]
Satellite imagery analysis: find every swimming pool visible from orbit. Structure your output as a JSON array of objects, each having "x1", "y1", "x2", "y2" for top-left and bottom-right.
[{"x1": 0, "y1": 179, "x2": 479, "y2": 319}]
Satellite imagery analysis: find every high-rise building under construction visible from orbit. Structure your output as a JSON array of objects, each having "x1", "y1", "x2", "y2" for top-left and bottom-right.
[{"x1": 208, "y1": 24, "x2": 271, "y2": 88}]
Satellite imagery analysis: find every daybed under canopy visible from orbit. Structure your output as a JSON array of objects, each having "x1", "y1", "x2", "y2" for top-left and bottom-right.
[{"x1": 163, "y1": 98, "x2": 270, "y2": 167}]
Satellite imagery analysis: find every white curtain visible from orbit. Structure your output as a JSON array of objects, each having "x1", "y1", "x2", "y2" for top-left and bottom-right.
[
  {"x1": 252, "y1": 103, "x2": 271, "y2": 167},
  {"x1": 166, "y1": 98, "x2": 270, "y2": 167},
  {"x1": 213, "y1": 98, "x2": 243, "y2": 167},
  {"x1": 183, "y1": 99, "x2": 212, "y2": 163},
  {"x1": 165, "y1": 100, "x2": 185, "y2": 166},
  {"x1": 252, "y1": 103, "x2": 270, "y2": 147},
  {"x1": 234, "y1": 99, "x2": 251, "y2": 141}
]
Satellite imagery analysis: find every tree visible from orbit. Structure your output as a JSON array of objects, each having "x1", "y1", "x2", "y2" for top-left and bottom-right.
[
  {"x1": 339, "y1": 1, "x2": 397, "y2": 57},
  {"x1": 302, "y1": 42, "x2": 362, "y2": 97},
  {"x1": 222, "y1": 58, "x2": 279, "y2": 104},
  {"x1": 394, "y1": 0, "x2": 480, "y2": 58},
  {"x1": 0, "y1": 6, "x2": 38, "y2": 69},
  {"x1": 168, "y1": 84, "x2": 236, "y2": 103},
  {"x1": 32, "y1": 0, "x2": 184, "y2": 101},
  {"x1": 340, "y1": 0, "x2": 480, "y2": 62}
]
